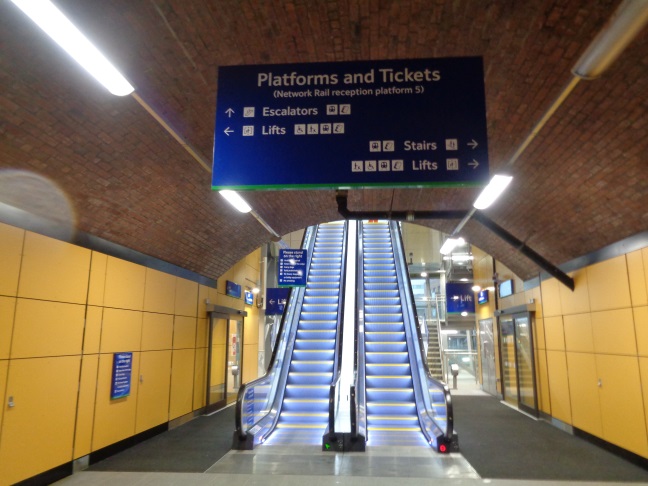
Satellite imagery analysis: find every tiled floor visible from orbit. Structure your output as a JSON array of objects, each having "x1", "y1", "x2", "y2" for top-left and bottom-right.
[{"x1": 56, "y1": 443, "x2": 647, "y2": 486}]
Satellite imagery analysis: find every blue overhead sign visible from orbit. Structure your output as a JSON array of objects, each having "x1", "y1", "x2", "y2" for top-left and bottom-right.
[
  {"x1": 212, "y1": 57, "x2": 489, "y2": 190},
  {"x1": 278, "y1": 249, "x2": 307, "y2": 287},
  {"x1": 446, "y1": 283, "x2": 475, "y2": 314}
]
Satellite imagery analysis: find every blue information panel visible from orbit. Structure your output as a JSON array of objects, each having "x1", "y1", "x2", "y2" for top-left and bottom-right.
[
  {"x1": 111, "y1": 352, "x2": 132, "y2": 400},
  {"x1": 446, "y1": 282, "x2": 475, "y2": 314},
  {"x1": 266, "y1": 287, "x2": 290, "y2": 315},
  {"x1": 278, "y1": 249, "x2": 307, "y2": 287},
  {"x1": 212, "y1": 57, "x2": 488, "y2": 190}
]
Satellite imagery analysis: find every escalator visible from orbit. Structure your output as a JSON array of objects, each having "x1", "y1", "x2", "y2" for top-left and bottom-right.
[
  {"x1": 356, "y1": 220, "x2": 457, "y2": 451},
  {"x1": 234, "y1": 222, "x2": 347, "y2": 448},
  {"x1": 362, "y1": 221, "x2": 428, "y2": 446},
  {"x1": 269, "y1": 221, "x2": 346, "y2": 444}
]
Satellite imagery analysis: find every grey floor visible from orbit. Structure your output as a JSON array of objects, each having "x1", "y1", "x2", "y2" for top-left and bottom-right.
[{"x1": 56, "y1": 387, "x2": 648, "y2": 486}]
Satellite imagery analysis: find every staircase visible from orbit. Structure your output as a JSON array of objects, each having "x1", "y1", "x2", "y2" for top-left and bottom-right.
[
  {"x1": 362, "y1": 221, "x2": 427, "y2": 446},
  {"x1": 427, "y1": 321, "x2": 444, "y2": 381},
  {"x1": 270, "y1": 222, "x2": 345, "y2": 445}
]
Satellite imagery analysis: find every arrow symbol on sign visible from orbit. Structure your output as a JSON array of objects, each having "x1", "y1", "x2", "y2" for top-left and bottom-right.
[
  {"x1": 225, "y1": 108, "x2": 235, "y2": 118},
  {"x1": 469, "y1": 159, "x2": 479, "y2": 169},
  {"x1": 224, "y1": 127, "x2": 234, "y2": 136},
  {"x1": 468, "y1": 139, "x2": 478, "y2": 149}
]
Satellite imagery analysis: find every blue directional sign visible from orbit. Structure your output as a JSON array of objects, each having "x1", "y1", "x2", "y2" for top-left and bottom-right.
[
  {"x1": 278, "y1": 249, "x2": 307, "y2": 287},
  {"x1": 266, "y1": 287, "x2": 290, "y2": 315},
  {"x1": 446, "y1": 283, "x2": 475, "y2": 314},
  {"x1": 212, "y1": 57, "x2": 488, "y2": 190}
]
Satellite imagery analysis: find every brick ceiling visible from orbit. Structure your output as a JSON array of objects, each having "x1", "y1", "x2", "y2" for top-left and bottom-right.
[{"x1": 1, "y1": 0, "x2": 646, "y2": 282}]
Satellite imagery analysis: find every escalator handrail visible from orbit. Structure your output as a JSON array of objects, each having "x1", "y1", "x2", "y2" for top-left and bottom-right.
[
  {"x1": 390, "y1": 221, "x2": 454, "y2": 441},
  {"x1": 328, "y1": 221, "x2": 349, "y2": 434},
  {"x1": 234, "y1": 226, "x2": 317, "y2": 439},
  {"x1": 350, "y1": 220, "x2": 367, "y2": 441}
]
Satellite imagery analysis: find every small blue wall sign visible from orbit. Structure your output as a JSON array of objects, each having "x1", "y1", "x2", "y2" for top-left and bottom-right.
[
  {"x1": 226, "y1": 280, "x2": 242, "y2": 298},
  {"x1": 111, "y1": 352, "x2": 133, "y2": 400}
]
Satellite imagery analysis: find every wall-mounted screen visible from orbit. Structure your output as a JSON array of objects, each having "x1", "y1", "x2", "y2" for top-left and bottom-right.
[
  {"x1": 244, "y1": 290, "x2": 254, "y2": 305},
  {"x1": 478, "y1": 289, "x2": 489, "y2": 305},
  {"x1": 499, "y1": 279, "x2": 514, "y2": 298}
]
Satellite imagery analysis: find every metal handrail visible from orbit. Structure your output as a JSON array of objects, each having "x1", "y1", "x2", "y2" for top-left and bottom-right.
[{"x1": 327, "y1": 221, "x2": 349, "y2": 435}]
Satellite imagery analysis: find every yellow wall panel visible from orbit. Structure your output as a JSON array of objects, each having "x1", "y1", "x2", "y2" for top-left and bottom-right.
[
  {"x1": 587, "y1": 255, "x2": 632, "y2": 311},
  {"x1": 591, "y1": 308, "x2": 637, "y2": 356},
  {"x1": 243, "y1": 314, "x2": 258, "y2": 346},
  {"x1": 0, "y1": 297, "x2": 15, "y2": 360},
  {"x1": 104, "y1": 256, "x2": 145, "y2": 310},
  {"x1": 644, "y1": 248, "x2": 648, "y2": 296},
  {"x1": 92, "y1": 352, "x2": 140, "y2": 451},
  {"x1": 627, "y1": 250, "x2": 648, "y2": 306},
  {"x1": 100, "y1": 308, "x2": 142, "y2": 353},
  {"x1": 169, "y1": 349, "x2": 195, "y2": 419},
  {"x1": 544, "y1": 316, "x2": 565, "y2": 351},
  {"x1": 0, "y1": 360, "x2": 7, "y2": 438},
  {"x1": 136, "y1": 350, "x2": 172, "y2": 433},
  {"x1": 526, "y1": 286, "x2": 542, "y2": 318},
  {"x1": 0, "y1": 356, "x2": 80, "y2": 485},
  {"x1": 84, "y1": 306, "x2": 103, "y2": 354},
  {"x1": 546, "y1": 350, "x2": 572, "y2": 424},
  {"x1": 173, "y1": 316, "x2": 197, "y2": 349},
  {"x1": 640, "y1": 357, "x2": 648, "y2": 448},
  {"x1": 596, "y1": 355, "x2": 648, "y2": 458},
  {"x1": 563, "y1": 313, "x2": 594, "y2": 353},
  {"x1": 196, "y1": 317, "x2": 209, "y2": 348},
  {"x1": 559, "y1": 269, "x2": 590, "y2": 315},
  {"x1": 73, "y1": 354, "x2": 99, "y2": 459},
  {"x1": 541, "y1": 278, "x2": 562, "y2": 317},
  {"x1": 242, "y1": 343, "x2": 258, "y2": 383},
  {"x1": 534, "y1": 317, "x2": 545, "y2": 349},
  {"x1": 141, "y1": 312, "x2": 173, "y2": 351},
  {"x1": 143, "y1": 268, "x2": 176, "y2": 314},
  {"x1": 18, "y1": 232, "x2": 90, "y2": 304},
  {"x1": 87, "y1": 252, "x2": 107, "y2": 306},
  {"x1": 193, "y1": 347, "x2": 208, "y2": 410},
  {"x1": 566, "y1": 352, "x2": 602, "y2": 437},
  {"x1": 536, "y1": 350, "x2": 551, "y2": 414},
  {"x1": 635, "y1": 306, "x2": 648, "y2": 357},
  {"x1": 11, "y1": 299, "x2": 85, "y2": 358},
  {"x1": 0, "y1": 222, "x2": 24, "y2": 297},
  {"x1": 175, "y1": 278, "x2": 198, "y2": 317}
]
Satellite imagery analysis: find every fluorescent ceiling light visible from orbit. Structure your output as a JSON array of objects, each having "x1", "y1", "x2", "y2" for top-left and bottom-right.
[
  {"x1": 10, "y1": 0, "x2": 134, "y2": 96},
  {"x1": 440, "y1": 237, "x2": 465, "y2": 255},
  {"x1": 572, "y1": 0, "x2": 648, "y2": 80},
  {"x1": 473, "y1": 175, "x2": 513, "y2": 210},
  {"x1": 219, "y1": 190, "x2": 252, "y2": 213},
  {"x1": 443, "y1": 255, "x2": 474, "y2": 262}
]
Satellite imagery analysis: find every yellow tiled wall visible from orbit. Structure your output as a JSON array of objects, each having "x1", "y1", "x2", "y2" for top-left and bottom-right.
[
  {"x1": 0, "y1": 221, "x2": 261, "y2": 485},
  {"x1": 473, "y1": 236, "x2": 648, "y2": 460},
  {"x1": 537, "y1": 249, "x2": 648, "y2": 458}
]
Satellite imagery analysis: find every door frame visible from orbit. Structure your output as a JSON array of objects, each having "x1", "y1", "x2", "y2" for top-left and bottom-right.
[
  {"x1": 205, "y1": 304, "x2": 247, "y2": 414},
  {"x1": 495, "y1": 304, "x2": 538, "y2": 417}
]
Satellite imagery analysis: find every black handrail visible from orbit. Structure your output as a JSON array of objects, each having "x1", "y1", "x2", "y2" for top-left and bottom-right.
[
  {"x1": 327, "y1": 221, "x2": 349, "y2": 435},
  {"x1": 390, "y1": 221, "x2": 455, "y2": 448},
  {"x1": 350, "y1": 220, "x2": 367, "y2": 442}
]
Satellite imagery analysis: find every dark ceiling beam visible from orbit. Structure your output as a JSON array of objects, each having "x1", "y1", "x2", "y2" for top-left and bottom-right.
[{"x1": 336, "y1": 192, "x2": 575, "y2": 291}]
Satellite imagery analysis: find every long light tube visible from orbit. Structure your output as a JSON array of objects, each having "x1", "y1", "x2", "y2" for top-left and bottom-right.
[
  {"x1": 9, "y1": 0, "x2": 134, "y2": 96},
  {"x1": 440, "y1": 237, "x2": 465, "y2": 255},
  {"x1": 572, "y1": 0, "x2": 648, "y2": 79},
  {"x1": 219, "y1": 190, "x2": 252, "y2": 213},
  {"x1": 473, "y1": 175, "x2": 513, "y2": 210}
]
